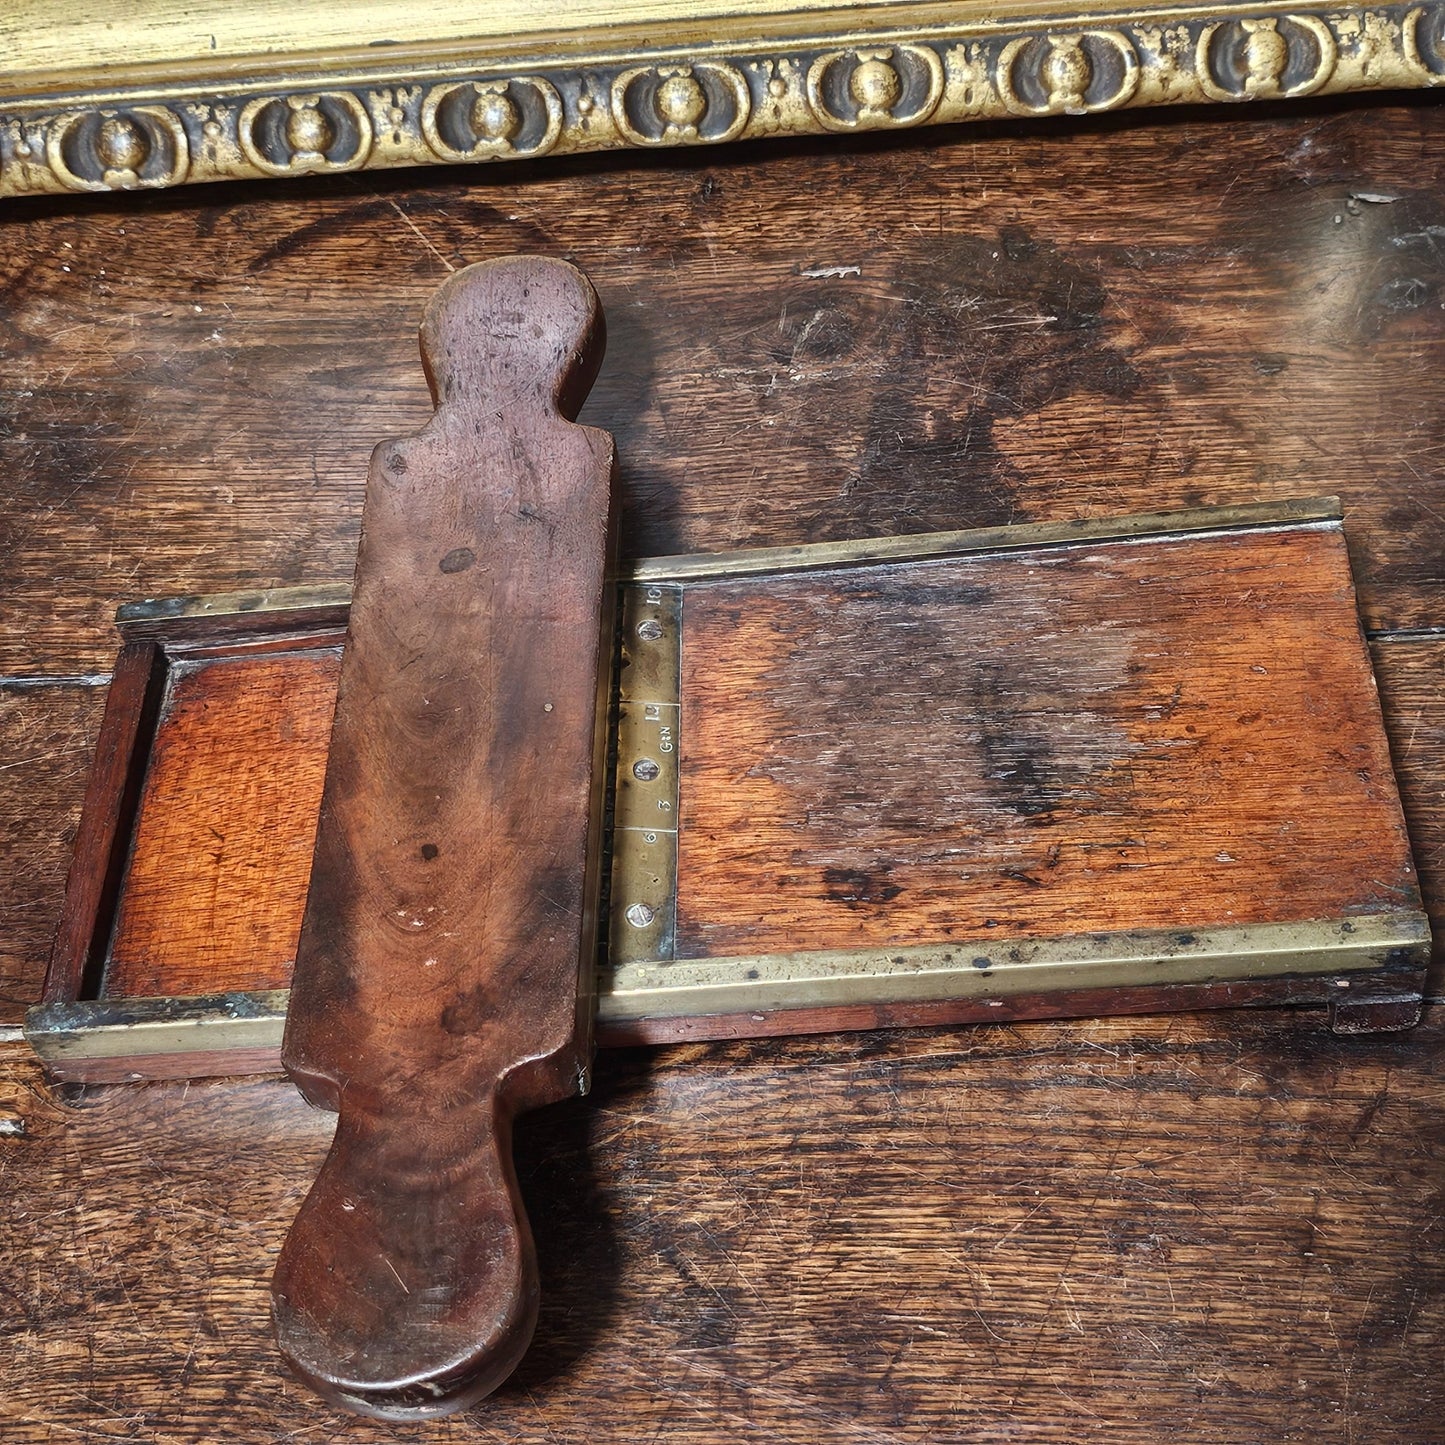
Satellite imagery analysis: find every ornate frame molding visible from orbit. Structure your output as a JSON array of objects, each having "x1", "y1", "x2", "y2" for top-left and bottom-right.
[{"x1": 1, "y1": 1, "x2": 1442, "y2": 199}]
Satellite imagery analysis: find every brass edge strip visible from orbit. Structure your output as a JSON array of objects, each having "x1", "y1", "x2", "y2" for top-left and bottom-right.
[
  {"x1": 2, "y1": 5, "x2": 1440, "y2": 200},
  {"x1": 28, "y1": 912, "x2": 1426, "y2": 1062},
  {"x1": 596, "y1": 913, "x2": 1432, "y2": 1021},
  {"x1": 111, "y1": 497, "x2": 1341, "y2": 626},
  {"x1": 24, "y1": 989, "x2": 290, "y2": 1062},
  {"x1": 116, "y1": 582, "x2": 355, "y2": 626},
  {"x1": 626, "y1": 496, "x2": 1343, "y2": 584}
]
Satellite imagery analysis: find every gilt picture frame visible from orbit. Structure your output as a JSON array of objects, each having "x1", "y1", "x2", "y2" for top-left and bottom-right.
[{"x1": 1, "y1": 0, "x2": 1442, "y2": 201}]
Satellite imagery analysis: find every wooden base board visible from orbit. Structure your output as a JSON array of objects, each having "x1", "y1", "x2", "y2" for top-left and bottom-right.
[{"x1": 28, "y1": 499, "x2": 1431, "y2": 1081}]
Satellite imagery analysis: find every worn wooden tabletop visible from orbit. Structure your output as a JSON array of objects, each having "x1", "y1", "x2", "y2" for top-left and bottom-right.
[{"x1": 2, "y1": 96, "x2": 1444, "y2": 1442}]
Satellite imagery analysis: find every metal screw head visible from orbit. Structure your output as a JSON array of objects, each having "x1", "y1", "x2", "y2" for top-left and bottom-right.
[
  {"x1": 625, "y1": 902, "x2": 656, "y2": 928},
  {"x1": 633, "y1": 758, "x2": 661, "y2": 782},
  {"x1": 636, "y1": 619, "x2": 664, "y2": 641}
]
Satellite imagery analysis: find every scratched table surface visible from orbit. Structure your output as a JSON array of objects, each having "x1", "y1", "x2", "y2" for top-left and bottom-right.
[{"x1": 3, "y1": 96, "x2": 1445, "y2": 1443}]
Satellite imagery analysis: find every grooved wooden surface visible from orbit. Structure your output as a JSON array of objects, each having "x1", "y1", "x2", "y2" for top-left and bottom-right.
[
  {"x1": 104, "y1": 649, "x2": 339, "y2": 999},
  {"x1": 2, "y1": 96, "x2": 1445, "y2": 1441}
]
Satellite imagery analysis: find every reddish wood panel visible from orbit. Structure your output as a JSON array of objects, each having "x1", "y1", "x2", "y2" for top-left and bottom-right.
[
  {"x1": 103, "y1": 647, "x2": 338, "y2": 999},
  {"x1": 677, "y1": 526, "x2": 1416, "y2": 957}
]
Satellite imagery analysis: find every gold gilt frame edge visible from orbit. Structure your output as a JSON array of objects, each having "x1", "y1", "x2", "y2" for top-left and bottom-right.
[{"x1": 1, "y1": 0, "x2": 1442, "y2": 201}]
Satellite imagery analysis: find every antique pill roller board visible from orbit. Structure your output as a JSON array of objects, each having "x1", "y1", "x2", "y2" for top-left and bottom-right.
[{"x1": 27, "y1": 260, "x2": 1429, "y2": 1416}]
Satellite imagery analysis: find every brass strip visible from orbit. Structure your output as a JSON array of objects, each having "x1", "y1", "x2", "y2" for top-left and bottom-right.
[
  {"x1": 24, "y1": 913, "x2": 1429, "y2": 1066},
  {"x1": 116, "y1": 582, "x2": 354, "y2": 626},
  {"x1": 626, "y1": 496, "x2": 1343, "y2": 584},
  {"x1": 597, "y1": 914, "x2": 1432, "y2": 1023},
  {"x1": 117, "y1": 498, "x2": 1343, "y2": 625},
  {"x1": 615, "y1": 582, "x2": 684, "y2": 704},
  {"x1": 609, "y1": 583, "x2": 683, "y2": 966},
  {"x1": 25, "y1": 990, "x2": 290, "y2": 1063}
]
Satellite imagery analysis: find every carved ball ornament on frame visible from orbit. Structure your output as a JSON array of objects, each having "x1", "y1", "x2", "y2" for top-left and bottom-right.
[{"x1": 1, "y1": 0, "x2": 1443, "y2": 199}]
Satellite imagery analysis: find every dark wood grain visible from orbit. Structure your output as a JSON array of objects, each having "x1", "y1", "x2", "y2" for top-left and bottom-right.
[
  {"x1": 3, "y1": 97, "x2": 1445, "y2": 1443},
  {"x1": 5, "y1": 1002, "x2": 1445, "y2": 1443},
  {"x1": 1375, "y1": 636, "x2": 1445, "y2": 994},
  {"x1": 0, "y1": 684, "x2": 106, "y2": 1025},
  {"x1": 272, "y1": 257, "x2": 616, "y2": 1418},
  {"x1": 3, "y1": 104, "x2": 1445, "y2": 684}
]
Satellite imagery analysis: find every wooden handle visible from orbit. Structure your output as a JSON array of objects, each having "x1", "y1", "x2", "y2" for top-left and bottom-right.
[
  {"x1": 271, "y1": 256, "x2": 615, "y2": 1419},
  {"x1": 274, "y1": 1095, "x2": 537, "y2": 1415}
]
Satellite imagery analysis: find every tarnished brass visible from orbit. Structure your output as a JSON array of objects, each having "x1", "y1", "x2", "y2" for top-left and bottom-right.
[
  {"x1": 23, "y1": 915, "x2": 1427, "y2": 1075},
  {"x1": 115, "y1": 583, "x2": 352, "y2": 626},
  {"x1": 603, "y1": 916, "x2": 1432, "y2": 1024},
  {"x1": 628, "y1": 495, "x2": 1342, "y2": 584},
  {"x1": 111, "y1": 497, "x2": 1339, "y2": 619},
  {"x1": 1, "y1": 2, "x2": 1441, "y2": 200},
  {"x1": 25, "y1": 990, "x2": 292, "y2": 1074}
]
